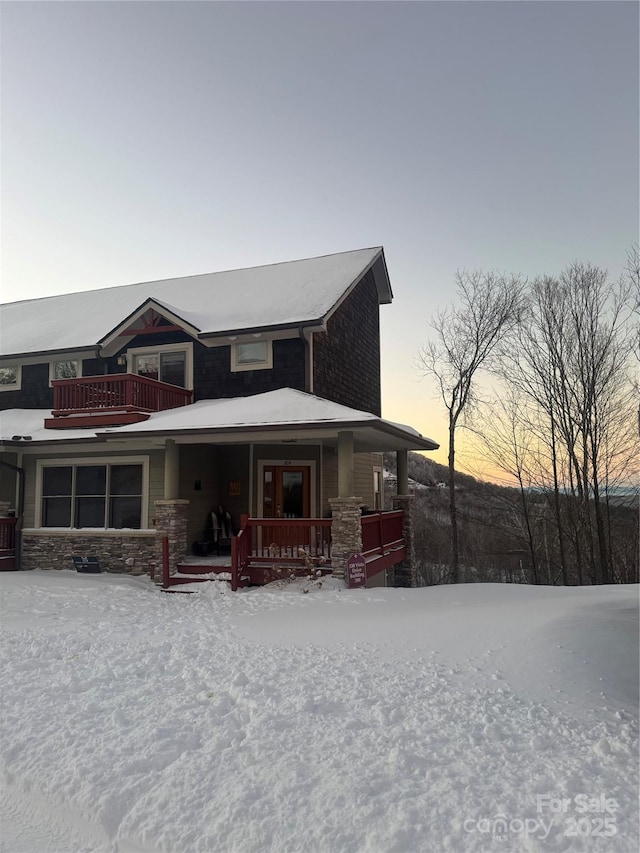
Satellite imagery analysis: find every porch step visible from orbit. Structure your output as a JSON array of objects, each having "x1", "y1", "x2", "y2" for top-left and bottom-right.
[
  {"x1": 163, "y1": 562, "x2": 333, "y2": 592},
  {"x1": 163, "y1": 568, "x2": 249, "y2": 592},
  {"x1": 175, "y1": 562, "x2": 231, "y2": 575}
]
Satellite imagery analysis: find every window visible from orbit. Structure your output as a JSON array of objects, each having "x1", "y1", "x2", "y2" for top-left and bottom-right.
[
  {"x1": 373, "y1": 467, "x2": 383, "y2": 510},
  {"x1": 0, "y1": 365, "x2": 21, "y2": 391},
  {"x1": 231, "y1": 340, "x2": 273, "y2": 372},
  {"x1": 49, "y1": 359, "x2": 81, "y2": 385},
  {"x1": 39, "y1": 459, "x2": 146, "y2": 529},
  {"x1": 127, "y1": 343, "x2": 193, "y2": 389}
]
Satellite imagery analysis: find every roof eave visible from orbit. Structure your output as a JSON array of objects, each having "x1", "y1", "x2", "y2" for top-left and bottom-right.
[
  {"x1": 99, "y1": 415, "x2": 439, "y2": 452},
  {"x1": 198, "y1": 318, "x2": 326, "y2": 342},
  {"x1": 0, "y1": 346, "x2": 100, "y2": 363}
]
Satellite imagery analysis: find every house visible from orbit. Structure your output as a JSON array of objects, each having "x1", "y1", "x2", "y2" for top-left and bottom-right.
[{"x1": 0, "y1": 247, "x2": 438, "y2": 588}]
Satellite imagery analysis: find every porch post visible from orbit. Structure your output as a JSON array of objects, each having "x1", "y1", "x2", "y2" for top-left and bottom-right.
[
  {"x1": 393, "y1": 449, "x2": 415, "y2": 587},
  {"x1": 396, "y1": 449, "x2": 408, "y2": 496},
  {"x1": 337, "y1": 431, "x2": 354, "y2": 497},
  {"x1": 164, "y1": 439, "x2": 179, "y2": 500},
  {"x1": 154, "y1": 499, "x2": 189, "y2": 583},
  {"x1": 391, "y1": 494, "x2": 416, "y2": 588},
  {"x1": 330, "y1": 431, "x2": 361, "y2": 580}
]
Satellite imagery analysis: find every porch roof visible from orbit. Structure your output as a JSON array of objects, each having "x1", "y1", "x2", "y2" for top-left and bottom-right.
[
  {"x1": 0, "y1": 390, "x2": 439, "y2": 453},
  {"x1": 0, "y1": 408, "x2": 103, "y2": 446},
  {"x1": 97, "y1": 389, "x2": 439, "y2": 453}
]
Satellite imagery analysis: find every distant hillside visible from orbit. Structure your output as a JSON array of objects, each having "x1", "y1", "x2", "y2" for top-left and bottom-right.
[
  {"x1": 383, "y1": 451, "x2": 502, "y2": 494},
  {"x1": 383, "y1": 452, "x2": 638, "y2": 586}
]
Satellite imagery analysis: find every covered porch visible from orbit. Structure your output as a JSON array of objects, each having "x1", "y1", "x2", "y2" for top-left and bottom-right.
[
  {"x1": 121, "y1": 389, "x2": 435, "y2": 590},
  {"x1": 2, "y1": 389, "x2": 437, "y2": 589},
  {"x1": 162, "y1": 506, "x2": 407, "y2": 591}
]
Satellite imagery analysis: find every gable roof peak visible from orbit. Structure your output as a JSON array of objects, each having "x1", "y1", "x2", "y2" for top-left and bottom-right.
[{"x1": 0, "y1": 246, "x2": 390, "y2": 358}]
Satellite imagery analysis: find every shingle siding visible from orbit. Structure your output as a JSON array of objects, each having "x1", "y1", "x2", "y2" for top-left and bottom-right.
[
  {"x1": 0, "y1": 364, "x2": 52, "y2": 409},
  {"x1": 193, "y1": 339, "x2": 306, "y2": 401},
  {"x1": 1, "y1": 335, "x2": 307, "y2": 410},
  {"x1": 312, "y1": 270, "x2": 381, "y2": 415}
]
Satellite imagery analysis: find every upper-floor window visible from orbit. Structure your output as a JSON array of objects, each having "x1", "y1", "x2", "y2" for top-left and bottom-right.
[
  {"x1": 49, "y1": 359, "x2": 82, "y2": 386},
  {"x1": 127, "y1": 343, "x2": 193, "y2": 389},
  {"x1": 0, "y1": 365, "x2": 21, "y2": 391},
  {"x1": 231, "y1": 340, "x2": 273, "y2": 372}
]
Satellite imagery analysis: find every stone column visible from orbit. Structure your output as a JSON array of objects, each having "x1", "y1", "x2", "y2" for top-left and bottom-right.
[
  {"x1": 154, "y1": 499, "x2": 189, "y2": 583},
  {"x1": 391, "y1": 493, "x2": 416, "y2": 588},
  {"x1": 329, "y1": 496, "x2": 363, "y2": 580}
]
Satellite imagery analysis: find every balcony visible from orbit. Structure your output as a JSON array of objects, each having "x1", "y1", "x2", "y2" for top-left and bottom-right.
[{"x1": 45, "y1": 373, "x2": 192, "y2": 429}]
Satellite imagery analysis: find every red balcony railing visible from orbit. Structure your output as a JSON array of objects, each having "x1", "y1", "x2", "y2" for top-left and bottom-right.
[{"x1": 51, "y1": 373, "x2": 192, "y2": 416}]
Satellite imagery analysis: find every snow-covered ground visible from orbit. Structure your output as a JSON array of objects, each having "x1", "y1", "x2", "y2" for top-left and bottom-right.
[{"x1": 0, "y1": 572, "x2": 637, "y2": 853}]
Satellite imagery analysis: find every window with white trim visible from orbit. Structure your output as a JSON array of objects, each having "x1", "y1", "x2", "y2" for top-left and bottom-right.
[
  {"x1": 127, "y1": 343, "x2": 193, "y2": 389},
  {"x1": 39, "y1": 460, "x2": 146, "y2": 529},
  {"x1": 49, "y1": 359, "x2": 82, "y2": 385},
  {"x1": 231, "y1": 340, "x2": 273, "y2": 372},
  {"x1": 373, "y1": 467, "x2": 383, "y2": 510},
  {"x1": 0, "y1": 365, "x2": 21, "y2": 391}
]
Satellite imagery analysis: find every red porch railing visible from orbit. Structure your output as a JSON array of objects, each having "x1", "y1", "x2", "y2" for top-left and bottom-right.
[
  {"x1": 360, "y1": 510, "x2": 406, "y2": 577},
  {"x1": 0, "y1": 517, "x2": 17, "y2": 550},
  {"x1": 0, "y1": 517, "x2": 18, "y2": 571},
  {"x1": 229, "y1": 511, "x2": 406, "y2": 590},
  {"x1": 231, "y1": 516, "x2": 332, "y2": 592},
  {"x1": 51, "y1": 373, "x2": 192, "y2": 415}
]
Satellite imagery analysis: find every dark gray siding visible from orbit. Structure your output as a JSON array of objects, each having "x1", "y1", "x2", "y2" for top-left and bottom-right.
[{"x1": 312, "y1": 270, "x2": 381, "y2": 415}]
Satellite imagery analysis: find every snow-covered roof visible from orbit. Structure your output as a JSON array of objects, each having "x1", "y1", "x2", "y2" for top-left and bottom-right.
[
  {"x1": 0, "y1": 409, "x2": 101, "y2": 444},
  {"x1": 0, "y1": 389, "x2": 438, "y2": 452},
  {"x1": 0, "y1": 247, "x2": 390, "y2": 358}
]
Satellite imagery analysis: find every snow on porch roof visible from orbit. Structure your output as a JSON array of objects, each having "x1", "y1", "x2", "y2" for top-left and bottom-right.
[
  {"x1": 0, "y1": 409, "x2": 102, "y2": 444},
  {"x1": 98, "y1": 388, "x2": 439, "y2": 452},
  {"x1": 0, "y1": 247, "x2": 390, "y2": 358},
  {"x1": 0, "y1": 391, "x2": 438, "y2": 452}
]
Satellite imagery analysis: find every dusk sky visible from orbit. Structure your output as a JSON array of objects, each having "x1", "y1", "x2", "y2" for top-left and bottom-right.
[{"x1": 1, "y1": 1, "x2": 638, "y2": 472}]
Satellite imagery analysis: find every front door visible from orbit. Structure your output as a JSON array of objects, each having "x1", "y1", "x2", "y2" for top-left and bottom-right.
[
  {"x1": 262, "y1": 466, "x2": 310, "y2": 519},
  {"x1": 261, "y1": 465, "x2": 311, "y2": 547}
]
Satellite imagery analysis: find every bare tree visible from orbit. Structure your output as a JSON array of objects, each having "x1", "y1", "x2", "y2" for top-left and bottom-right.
[
  {"x1": 418, "y1": 270, "x2": 524, "y2": 583},
  {"x1": 468, "y1": 388, "x2": 544, "y2": 583},
  {"x1": 625, "y1": 243, "x2": 640, "y2": 434},
  {"x1": 499, "y1": 263, "x2": 636, "y2": 584}
]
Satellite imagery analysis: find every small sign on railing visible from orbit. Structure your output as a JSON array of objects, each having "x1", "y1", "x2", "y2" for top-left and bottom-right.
[
  {"x1": 72, "y1": 556, "x2": 102, "y2": 574},
  {"x1": 347, "y1": 553, "x2": 367, "y2": 589}
]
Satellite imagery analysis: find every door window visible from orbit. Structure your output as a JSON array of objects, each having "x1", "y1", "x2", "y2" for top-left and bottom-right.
[{"x1": 262, "y1": 466, "x2": 310, "y2": 518}]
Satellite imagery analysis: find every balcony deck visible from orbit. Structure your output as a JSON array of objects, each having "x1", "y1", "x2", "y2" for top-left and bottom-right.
[{"x1": 45, "y1": 373, "x2": 192, "y2": 429}]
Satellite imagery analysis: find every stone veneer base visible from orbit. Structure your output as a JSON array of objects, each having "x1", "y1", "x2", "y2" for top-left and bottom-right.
[{"x1": 20, "y1": 529, "x2": 157, "y2": 575}]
